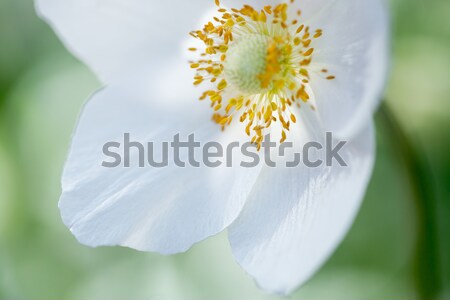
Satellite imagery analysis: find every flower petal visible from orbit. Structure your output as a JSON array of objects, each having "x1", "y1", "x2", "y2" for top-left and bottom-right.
[
  {"x1": 35, "y1": 0, "x2": 215, "y2": 83},
  {"x1": 60, "y1": 84, "x2": 262, "y2": 254},
  {"x1": 301, "y1": 0, "x2": 389, "y2": 139},
  {"x1": 228, "y1": 115, "x2": 376, "y2": 295}
]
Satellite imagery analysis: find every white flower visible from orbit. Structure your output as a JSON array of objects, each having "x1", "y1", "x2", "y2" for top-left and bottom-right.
[{"x1": 36, "y1": 0, "x2": 389, "y2": 295}]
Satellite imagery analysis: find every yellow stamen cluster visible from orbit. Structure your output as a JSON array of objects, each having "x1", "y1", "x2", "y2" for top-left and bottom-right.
[{"x1": 189, "y1": 0, "x2": 335, "y2": 149}]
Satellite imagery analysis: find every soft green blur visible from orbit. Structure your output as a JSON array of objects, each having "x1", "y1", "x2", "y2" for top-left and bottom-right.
[{"x1": 0, "y1": 0, "x2": 449, "y2": 299}]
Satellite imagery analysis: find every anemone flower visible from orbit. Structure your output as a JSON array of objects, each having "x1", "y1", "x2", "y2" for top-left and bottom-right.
[{"x1": 37, "y1": 0, "x2": 389, "y2": 294}]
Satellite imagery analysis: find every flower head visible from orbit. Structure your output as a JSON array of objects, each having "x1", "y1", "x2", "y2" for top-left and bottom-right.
[{"x1": 37, "y1": 0, "x2": 389, "y2": 295}]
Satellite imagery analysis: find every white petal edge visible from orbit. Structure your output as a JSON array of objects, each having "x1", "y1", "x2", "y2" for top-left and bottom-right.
[
  {"x1": 60, "y1": 84, "x2": 263, "y2": 254},
  {"x1": 300, "y1": 0, "x2": 389, "y2": 139},
  {"x1": 228, "y1": 113, "x2": 376, "y2": 295},
  {"x1": 35, "y1": 0, "x2": 216, "y2": 83}
]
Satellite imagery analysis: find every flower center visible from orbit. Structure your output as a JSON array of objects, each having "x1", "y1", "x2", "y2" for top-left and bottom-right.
[
  {"x1": 189, "y1": 0, "x2": 335, "y2": 149},
  {"x1": 224, "y1": 34, "x2": 271, "y2": 94}
]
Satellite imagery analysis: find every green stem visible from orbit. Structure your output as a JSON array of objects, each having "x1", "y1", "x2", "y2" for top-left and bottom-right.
[{"x1": 378, "y1": 103, "x2": 442, "y2": 300}]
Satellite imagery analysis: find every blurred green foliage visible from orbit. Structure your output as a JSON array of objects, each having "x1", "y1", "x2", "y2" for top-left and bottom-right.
[{"x1": 0, "y1": 0, "x2": 449, "y2": 299}]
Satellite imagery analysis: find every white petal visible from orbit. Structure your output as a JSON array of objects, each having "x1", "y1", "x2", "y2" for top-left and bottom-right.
[
  {"x1": 224, "y1": 0, "x2": 267, "y2": 9},
  {"x1": 35, "y1": 0, "x2": 215, "y2": 83},
  {"x1": 301, "y1": 0, "x2": 389, "y2": 139},
  {"x1": 60, "y1": 84, "x2": 262, "y2": 254},
  {"x1": 228, "y1": 115, "x2": 376, "y2": 295}
]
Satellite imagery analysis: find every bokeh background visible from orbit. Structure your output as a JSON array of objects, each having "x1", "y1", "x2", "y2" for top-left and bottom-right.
[{"x1": 0, "y1": 0, "x2": 449, "y2": 299}]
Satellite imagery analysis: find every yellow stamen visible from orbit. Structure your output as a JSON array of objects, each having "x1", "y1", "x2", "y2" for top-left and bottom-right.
[{"x1": 189, "y1": 1, "x2": 335, "y2": 149}]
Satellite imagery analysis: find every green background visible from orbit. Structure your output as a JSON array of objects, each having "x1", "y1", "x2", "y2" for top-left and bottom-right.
[{"x1": 0, "y1": 0, "x2": 449, "y2": 299}]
